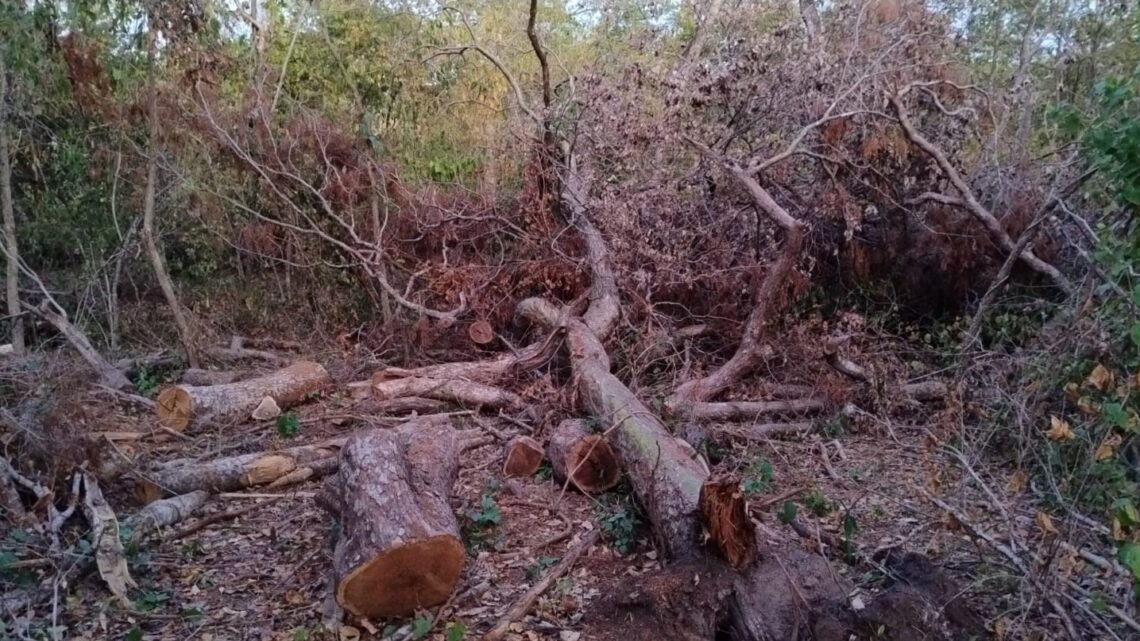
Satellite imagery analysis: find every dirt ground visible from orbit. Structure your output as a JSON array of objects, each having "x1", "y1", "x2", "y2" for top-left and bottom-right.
[{"x1": 2, "y1": 341, "x2": 1135, "y2": 641}]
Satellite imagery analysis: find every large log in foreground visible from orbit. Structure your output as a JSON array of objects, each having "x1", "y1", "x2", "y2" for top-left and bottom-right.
[
  {"x1": 520, "y1": 297, "x2": 708, "y2": 559},
  {"x1": 547, "y1": 419, "x2": 620, "y2": 494},
  {"x1": 156, "y1": 361, "x2": 330, "y2": 431},
  {"x1": 328, "y1": 419, "x2": 464, "y2": 619}
]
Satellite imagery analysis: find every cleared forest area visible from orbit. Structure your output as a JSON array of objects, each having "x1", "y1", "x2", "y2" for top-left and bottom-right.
[{"x1": 2, "y1": 1, "x2": 1140, "y2": 640}]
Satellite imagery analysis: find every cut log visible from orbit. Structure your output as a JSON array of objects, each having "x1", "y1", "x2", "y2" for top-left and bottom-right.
[
  {"x1": 330, "y1": 419, "x2": 464, "y2": 619},
  {"x1": 156, "y1": 360, "x2": 330, "y2": 431},
  {"x1": 903, "y1": 380, "x2": 947, "y2": 402},
  {"x1": 146, "y1": 438, "x2": 345, "y2": 495},
  {"x1": 687, "y1": 397, "x2": 826, "y2": 421},
  {"x1": 546, "y1": 419, "x2": 620, "y2": 494},
  {"x1": 181, "y1": 368, "x2": 244, "y2": 386},
  {"x1": 520, "y1": 298, "x2": 707, "y2": 559},
  {"x1": 503, "y1": 435, "x2": 544, "y2": 477},
  {"x1": 698, "y1": 476, "x2": 754, "y2": 568},
  {"x1": 124, "y1": 490, "x2": 209, "y2": 542},
  {"x1": 371, "y1": 375, "x2": 523, "y2": 411}
]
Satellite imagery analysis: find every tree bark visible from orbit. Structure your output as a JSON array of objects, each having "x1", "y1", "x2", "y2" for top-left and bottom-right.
[
  {"x1": 799, "y1": 0, "x2": 823, "y2": 50},
  {"x1": 520, "y1": 297, "x2": 708, "y2": 559},
  {"x1": 156, "y1": 361, "x2": 330, "y2": 431},
  {"x1": 124, "y1": 490, "x2": 209, "y2": 542},
  {"x1": 142, "y1": 22, "x2": 199, "y2": 368},
  {"x1": 546, "y1": 419, "x2": 620, "y2": 494},
  {"x1": 0, "y1": 57, "x2": 23, "y2": 356},
  {"x1": 145, "y1": 438, "x2": 344, "y2": 495},
  {"x1": 180, "y1": 368, "x2": 245, "y2": 386},
  {"x1": 328, "y1": 419, "x2": 464, "y2": 619}
]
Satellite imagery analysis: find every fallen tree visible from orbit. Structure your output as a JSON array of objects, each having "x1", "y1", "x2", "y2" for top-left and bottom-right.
[
  {"x1": 322, "y1": 418, "x2": 465, "y2": 619},
  {"x1": 156, "y1": 360, "x2": 331, "y2": 431},
  {"x1": 521, "y1": 297, "x2": 711, "y2": 559}
]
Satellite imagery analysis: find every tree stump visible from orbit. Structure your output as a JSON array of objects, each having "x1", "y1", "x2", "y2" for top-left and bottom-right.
[
  {"x1": 698, "y1": 476, "x2": 755, "y2": 567},
  {"x1": 547, "y1": 419, "x2": 620, "y2": 493},
  {"x1": 329, "y1": 419, "x2": 464, "y2": 619},
  {"x1": 156, "y1": 361, "x2": 330, "y2": 431},
  {"x1": 503, "y1": 436, "x2": 544, "y2": 477}
]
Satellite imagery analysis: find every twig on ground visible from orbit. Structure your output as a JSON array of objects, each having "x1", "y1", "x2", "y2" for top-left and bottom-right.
[
  {"x1": 164, "y1": 498, "x2": 278, "y2": 541},
  {"x1": 482, "y1": 528, "x2": 600, "y2": 641}
]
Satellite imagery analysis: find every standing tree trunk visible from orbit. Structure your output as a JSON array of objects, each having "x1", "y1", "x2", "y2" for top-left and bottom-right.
[
  {"x1": 0, "y1": 57, "x2": 23, "y2": 355},
  {"x1": 142, "y1": 22, "x2": 199, "y2": 368},
  {"x1": 326, "y1": 419, "x2": 464, "y2": 619}
]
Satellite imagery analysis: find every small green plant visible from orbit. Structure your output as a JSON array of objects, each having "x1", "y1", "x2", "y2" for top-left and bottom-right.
[
  {"x1": 534, "y1": 462, "x2": 553, "y2": 482},
  {"x1": 840, "y1": 513, "x2": 859, "y2": 563},
  {"x1": 805, "y1": 489, "x2": 833, "y2": 516},
  {"x1": 444, "y1": 621, "x2": 467, "y2": 641},
  {"x1": 466, "y1": 488, "x2": 501, "y2": 528},
  {"x1": 525, "y1": 555, "x2": 559, "y2": 579},
  {"x1": 741, "y1": 456, "x2": 774, "y2": 496},
  {"x1": 136, "y1": 589, "x2": 170, "y2": 612},
  {"x1": 410, "y1": 615, "x2": 433, "y2": 639},
  {"x1": 595, "y1": 494, "x2": 641, "y2": 554},
  {"x1": 777, "y1": 500, "x2": 798, "y2": 524},
  {"x1": 132, "y1": 367, "x2": 159, "y2": 397},
  {"x1": 276, "y1": 412, "x2": 301, "y2": 439},
  {"x1": 463, "y1": 481, "x2": 502, "y2": 552}
]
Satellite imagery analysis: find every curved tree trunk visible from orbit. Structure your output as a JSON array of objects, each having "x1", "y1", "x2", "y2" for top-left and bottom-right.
[
  {"x1": 327, "y1": 419, "x2": 464, "y2": 619},
  {"x1": 669, "y1": 145, "x2": 806, "y2": 412},
  {"x1": 143, "y1": 22, "x2": 199, "y2": 368},
  {"x1": 156, "y1": 360, "x2": 330, "y2": 431}
]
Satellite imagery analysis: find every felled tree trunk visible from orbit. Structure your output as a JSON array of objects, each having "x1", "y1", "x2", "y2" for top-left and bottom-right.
[
  {"x1": 371, "y1": 374, "x2": 524, "y2": 411},
  {"x1": 145, "y1": 438, "x2": 344, "y2": 495},
  {"x1": 327, "y1": 419, "x2": 465, "y2": 619},
  {"x1": 520, "y1": 298, "x2": 708, "y2": 559},
  {"x1": 156, "y1": 360, "x2": 330, "y2": 431},
  {"x1": 546, "y1": 419, "x2": 620, "y2": 494},
  {"x1": 124, "y1": 490, "x2": 209, "y2": 542}
]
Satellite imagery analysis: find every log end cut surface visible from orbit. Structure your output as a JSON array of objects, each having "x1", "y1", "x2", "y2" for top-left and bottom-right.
[
  {"x1": 503, "y1": 436, "x2": 544, "y2": 477},
  {"x1": 337, "y1": 534, "x2": 465, "y2": 619},
  {"x1": 156, "y1": 386, "x2": 192, "y2": 431},
  {"x1": 565, "y1": 435, "x2": 620, "y2": 493}
]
